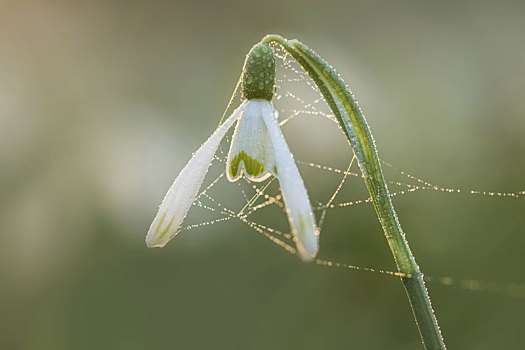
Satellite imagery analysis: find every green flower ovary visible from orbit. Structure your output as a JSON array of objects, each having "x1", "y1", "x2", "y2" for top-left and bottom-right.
[
  {"x1": 242, "y1": 43, "x2": 275, "y2": 101},
  {"x1": 229, "y1": 151, "x2": 264, "y2": 178}
]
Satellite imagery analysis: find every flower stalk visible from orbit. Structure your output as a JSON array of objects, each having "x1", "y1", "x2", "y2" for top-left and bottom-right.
[{"x1": 262, "y1": 34, "x2": 446, "y2": 350}]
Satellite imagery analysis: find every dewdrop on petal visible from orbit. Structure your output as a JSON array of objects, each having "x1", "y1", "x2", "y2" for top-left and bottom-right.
[{"x1": 146, "y1": 42, "x2": 319, "y2": 261}]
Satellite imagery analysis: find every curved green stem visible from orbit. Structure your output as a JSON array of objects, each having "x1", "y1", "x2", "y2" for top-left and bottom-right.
[{"x1": 262, "y1": 34, "x2": 446, "y2": 350}]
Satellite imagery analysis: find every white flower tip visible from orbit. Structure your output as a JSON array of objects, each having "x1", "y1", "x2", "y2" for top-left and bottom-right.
[
  {"x1": 296, "y1": 227, "x2": 319, "y2": 262},
  {"x1": 145, "y1": 212, "x2": 179, "y2": 248},
  {"x1": 145, "y1": 235, "x2": 167, "y2": 248},
  {"x1": 292, "y1": 214, "x2": 319, "y2": 261}
]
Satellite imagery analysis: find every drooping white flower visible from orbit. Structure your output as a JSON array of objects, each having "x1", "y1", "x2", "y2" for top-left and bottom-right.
[{"x1": 146, "y1": 43, "x2": 319, "y2": 261}]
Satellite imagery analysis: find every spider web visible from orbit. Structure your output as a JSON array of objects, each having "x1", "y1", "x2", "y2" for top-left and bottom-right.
[{"x1": 176, "y1": 43, "x2": 525, "y2": 298}]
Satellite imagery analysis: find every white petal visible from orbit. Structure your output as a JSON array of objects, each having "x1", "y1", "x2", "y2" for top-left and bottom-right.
[
  {"x1": 261, "y1": 102, "x2": 319, "y2": 261},
  {"x1": 227, "y1": 100, "x2": 276, "y2": 182},
  {"x1": 146, "y1": 102, "x2": 245, "y2": 248}
]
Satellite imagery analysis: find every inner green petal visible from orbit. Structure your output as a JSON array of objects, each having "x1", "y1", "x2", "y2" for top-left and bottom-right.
[{"x1": 229, "y1": 151, "x2": 264, "y2": 178}]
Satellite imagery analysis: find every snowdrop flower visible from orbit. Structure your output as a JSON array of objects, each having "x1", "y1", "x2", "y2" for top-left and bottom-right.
[{"x1": 146, "y1": 43, "x2": 319, "y2": 261}]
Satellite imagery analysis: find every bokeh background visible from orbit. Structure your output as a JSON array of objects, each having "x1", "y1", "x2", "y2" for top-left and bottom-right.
[{"x1": 1, "y1": 0, "x2": 525, "y2": 349}]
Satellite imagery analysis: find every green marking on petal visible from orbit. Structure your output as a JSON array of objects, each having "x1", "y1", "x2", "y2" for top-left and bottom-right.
[
  {"x1": 273, "y1": 166, "x2": 278, "y2": 175},
  {"x1": 157, "y1": 215, "x2": 175, "y2": 240},
  {"x1": 229, "y1": 151, "x2": 264, "y2": 178},
  {"x1": 155, "y1": 212, "x2": 167, "y2": 234},
  {"x1": 297, "y1": 213, "x2": 306, "y2": 237},
  {"x1": 296, "y1": 213, "x2": 314, "y2": 241}
]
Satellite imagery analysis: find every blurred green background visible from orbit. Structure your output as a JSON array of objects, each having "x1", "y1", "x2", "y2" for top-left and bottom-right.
[{"x1": 1, "y1": 0, "x2": 525, "y2": 349}]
